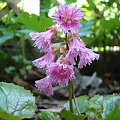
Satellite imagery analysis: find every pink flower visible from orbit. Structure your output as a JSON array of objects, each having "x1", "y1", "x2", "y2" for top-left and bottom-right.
[
  {"x1": 65, "y1": 36, "x2": 99, "y2": 68},
  {"x1": 33, "y1": 51, "x2": 56, "y2": 70},
  {"x1": 53, "y1": 4, "x2": 84, "y2": 33},
  {"x1": 47, "y1": 62, "x2": 75, "y2": 86},
  {"x1": 65, "y1": 35, "x2": 85, "y2": 65},
  {"x1": 35, "y1": 76, "x2": 53, "y2": 96},
  {"x1": 29, "y1": 28, "x2": 56, "y2": 52},
  {"x1": 78, "y1": 47, "x2": 99, "y2": 68}
]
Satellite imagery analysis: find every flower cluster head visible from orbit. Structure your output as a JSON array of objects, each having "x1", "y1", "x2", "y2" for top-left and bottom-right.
[
  {"x1": 30, "y1": 4, "x2": 99, "y2": 96},
  {"x1": 53, "y1": 4, "x2": 84, "y2": 33}
]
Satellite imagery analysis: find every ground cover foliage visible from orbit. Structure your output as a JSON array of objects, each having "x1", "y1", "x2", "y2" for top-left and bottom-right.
[{"x1": 0, "y1": 82, "x2": 120, "y2": 120}]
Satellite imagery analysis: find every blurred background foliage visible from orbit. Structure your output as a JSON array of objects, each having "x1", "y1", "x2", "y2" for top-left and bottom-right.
[{"x1": 0, "y1": 0, "x2": 120, "y2": 90}]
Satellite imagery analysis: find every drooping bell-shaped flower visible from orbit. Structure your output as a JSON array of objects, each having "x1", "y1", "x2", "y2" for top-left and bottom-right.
[
  {"x1": 47, "y1": 62, "x2": 75, "y2": 86},
  {"x1": 65, "y1": 35, "x2": 99, "y2": 68},
  {"x1": 33, "y1": 51, "x2": 56, "y2": 70},
  {"x1": 53, "y1": 4, "x2": 84, "y2": 33},
  {"x1": 65, "y1": 35, "x2": 85, "y2": 65},
  {"x1": 35, "y1": 76, "x2": 53, "y2": 96},
  {"x1": 78, "y1": 47, "x2": 99, "y2": 68},
  {"x1": 30, "y1": 27, "x2": 56, "y2": 52}
]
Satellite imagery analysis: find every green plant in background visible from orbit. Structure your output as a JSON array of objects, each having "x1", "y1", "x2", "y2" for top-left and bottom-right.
[
  {"x1": 83, "y1": 0, "x2": 120, "y2": 48},
  {"x1": 0, "y1": 0, "x2": 119, "y2": 48},
  {"x1": 3, "y1": 55, "x2": 32, "y2": 82}
]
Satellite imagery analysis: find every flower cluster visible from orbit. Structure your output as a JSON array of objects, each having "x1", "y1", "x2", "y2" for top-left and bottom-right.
[
  {"x1": 53, "y1": 4, "x2": 84, "y2": 33},
  {"x1": 30, "y1": 4, "x2": 99, "y2": 96}
]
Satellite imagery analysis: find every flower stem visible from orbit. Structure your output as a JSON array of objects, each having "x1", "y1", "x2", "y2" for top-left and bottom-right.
[
  {"x1": 73, "y1": 94, "x2": 81, "y2": 115},
  {"x1": 69, "y1": 80, "x2": 73, "y2": 113},
  {"x1": 65, "y1": 33, "x2": 69, "y2": 50},
  {"x1": 65, "y1": 32, "x2": 73, "y2": 113}
]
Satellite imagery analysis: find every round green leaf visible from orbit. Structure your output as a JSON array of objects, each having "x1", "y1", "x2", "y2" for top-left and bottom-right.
[
  {"x1": 106, "y1": 102, "x2": 120, "y2": 120},
  {"x1": 61, "y1": 109, "x2": 87, "y2": 120},
  {"x1": 86, "y1": 95, "x2": 104, "y2": 119},
  {"x1": 0, "y1": 109, "x2": 22, "y2": 120},
  {"x1": 102, "y1": 94, "x2": 120, "y2": 119},
  {"x1": 64, "y1": 96, "x2": 88, "y2": 114},
  {"x1": 0, "y1": 82, "x2": 36, "y2": 119},
  {"x1": 39, "y1": 112, "x2": 60, "y2": 120}
]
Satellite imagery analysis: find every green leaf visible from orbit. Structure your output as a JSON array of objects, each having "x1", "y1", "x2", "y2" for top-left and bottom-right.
[
  {"x1": 66, "y1": 0, "x2": 76, "y2": 3},
  {"x1": 0, "y1": 109, "x2": 22, "y2": 120},
  {"x1": 5, "y1": 66, "x2": 15, "y2": 74},
  {"x1": 61, "y1": 109, "x2": 87, "y2": 120},
  {"x1": 39, "y1": 112, "x2": 60, "y2": 120},
  {"x1": 85, "y1": 94, "x2": 120, "y2": 119},
  {"x1": 78, "y1": 21, "x2": 94, "y2": 36},
  {"x1": 17, "y1": 29, "x2": 35, "y2": 34},
  {"x1": 39, "y1": 17, "x2": 53, "y2": 32},
  {"x1": 16, "y1": 12, "x2": 53, "y2": 32},
  {"x1": 82, "y1": 21, "x2": 94, "y2": 26},
  {"x1": 0, "y1": 32, "x2": 14, "y2": 44},
  {"x1": 0, "y1": 82, "x2": 36, "y2": 119},
  {"x1": 106, "y1": 102, "x2": 120, "y2": 120},
  {"x1": 64, "y1": 96, "x2": 88, "y2": 114},
  {"x1": 86, "y1": 95, "x2": 104, "y2": 119},
  {"x1": 16, "y1": 12, "x2": 41, "y2": 32},
  {"x1": 64, "y1": 94, "x2": 120, "y2": 120},
  {"x1": 42, "y1": 0, "x2": 51, "y2": 9},
  {"x1": 0, "y1": 51, "x2": 8, "y2": 60},
  {"x1": 79, "y1": 31, "x2": 93, "y2": 36},
  {"x1": 100, "y1": 18, "x2": 119, "y2": 32},
  {"x1": 102, "y1": 94, "x2": 120, "y2": 119},
  {"x1": 75, "y1": 96, "x2": 89, "y2": 113}
]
